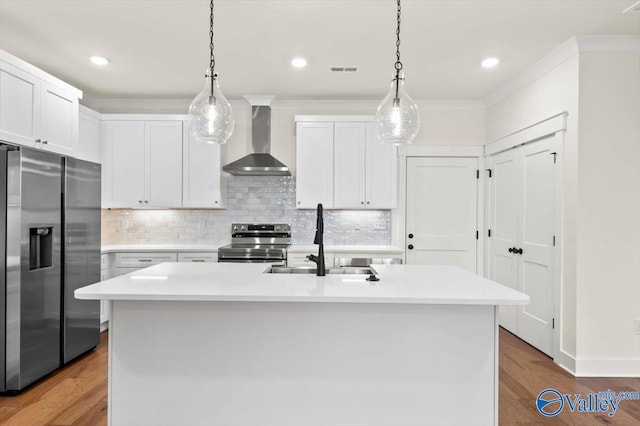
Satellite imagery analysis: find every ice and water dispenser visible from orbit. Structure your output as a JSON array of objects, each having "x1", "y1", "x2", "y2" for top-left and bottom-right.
[{"x1": 29, "y1": 227, "x2": 54, "y2": 270}]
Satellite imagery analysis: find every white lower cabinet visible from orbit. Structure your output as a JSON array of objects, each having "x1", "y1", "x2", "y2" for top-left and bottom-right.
[
  {"x1": 114, "y1": 252, "x2": 178, "y2": 269},
  {"x1": 100, "y1": 254, "x2": 111, "y2": 328},
  {"x1": 177, "y1": 252, "x2": 218, "y2": 263}
]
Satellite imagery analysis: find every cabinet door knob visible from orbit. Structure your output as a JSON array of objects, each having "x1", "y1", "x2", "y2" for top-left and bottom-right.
[
  {"x1": 516, "y1": 248, "x2": 523, "y2": 255},
  {"x1": 42, "y1": 140, "x2": 48, "y2": 145},
  {"x1": 138, "y1": 200, "x2": 142, "y2": 203},
  {"x1": 408, "y1": 244, "x2": 414, "y2": 250},
  {"x1": 361, "y1": 201, "x2": 364, "y2": 205},
  {"x1": 508, "y1": 247, "x2": 514, "y2": 253},
  {"x1": 35, "y1": 139, "x2": 42, "y2": 143},
  {"x1": 145, "y1": 200, "x2": 148, "y2": 203},
  {"x1": 214, "y1": 200, "x2": 218, "y2": 204},
  {"x1": 366, "y1": 201, "x2": 370, "y2": 205},
  {"x1": 297, "y1": 201, "x2": 301, "y2": 205},
  {"x1": 408, "y1": 233, "x2": 414, "y2": 239}
]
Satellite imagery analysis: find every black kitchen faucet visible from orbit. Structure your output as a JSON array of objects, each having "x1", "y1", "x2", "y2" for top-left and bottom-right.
[{"x1": 306, "y1": 203, "x2": 326, "y2": 276}]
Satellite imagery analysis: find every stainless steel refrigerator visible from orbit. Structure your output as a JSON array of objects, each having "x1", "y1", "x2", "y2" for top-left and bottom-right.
[
  {"x1": 1, "y1": 145, "x2": 100, "y2": 393},
  {"x1": 62, "y1": 156, "x2": 101, "y2": 364}
]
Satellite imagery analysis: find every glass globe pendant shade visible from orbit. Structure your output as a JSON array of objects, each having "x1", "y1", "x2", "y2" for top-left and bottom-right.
[
  {"x1": 374, "y1": 74, "x2": 420, "y2": 145},
  {"x1": 188, "y1": 69, "x2": 234, "y2": 144}
]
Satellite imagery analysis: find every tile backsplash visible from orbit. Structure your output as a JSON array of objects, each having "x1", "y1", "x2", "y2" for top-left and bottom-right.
[{"x1": 102, "y1": 176, "x2": 392, "y2": 246}]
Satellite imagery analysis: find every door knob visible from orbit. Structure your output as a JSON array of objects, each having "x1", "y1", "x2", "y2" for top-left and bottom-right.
[
  {"x1": 408, "y1": 244, "x2": 414, "y2": 250},
  {"x1": 408, "y1": 233, "x2": 414, "y2": 239}
]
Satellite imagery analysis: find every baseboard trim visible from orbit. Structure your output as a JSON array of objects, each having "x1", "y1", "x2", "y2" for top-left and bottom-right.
[
  {"x1": 555, "y1": 349, "x2": 576, "y2": 375},
  {"x1": 575, "y1": 358, "x2": 640, "y2": 377}
]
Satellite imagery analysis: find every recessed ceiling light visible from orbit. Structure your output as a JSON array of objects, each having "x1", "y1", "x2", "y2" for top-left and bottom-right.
[
  {"x1": 90, "y1": 55, "x2": 110, "y2": 66},
  {"x1": 481, "y1": 57, "x2": 499, "y2": 69},
  {"x1": 291, "y1": 57, "x2": 307, "y2": 68}
]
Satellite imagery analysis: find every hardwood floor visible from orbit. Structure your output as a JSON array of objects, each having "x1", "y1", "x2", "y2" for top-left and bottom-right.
[
  {"x1": 0, "y1": 328, "x2": 638, "y2": 425},
  {"x1": 0, "y1": 332, "x2": 108, "y2": 426},
  {"x1": 499, "y1": 328, "x2": 640, "y2": 425}
]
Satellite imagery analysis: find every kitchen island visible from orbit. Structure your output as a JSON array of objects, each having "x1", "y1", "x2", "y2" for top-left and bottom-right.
[{"x1": 76, "y1": 263, "x2": 528, "y2": 426}]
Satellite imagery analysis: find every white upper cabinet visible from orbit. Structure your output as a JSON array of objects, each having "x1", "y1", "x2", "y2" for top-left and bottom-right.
[
  {"x1": 102, "y1": 119, "x2": 182, "y2": 208},
  {"x1": 78, "y1": 106, "x2": 101, "y2": 163},
  {"x1": 296, "y1": 121, "x2": 334, "y2": 209},
  {"x1": 103, "y1": 121, "x2": 145, "y2": 208},
  {"x1": 296, "y1": 116, "x2": 397, "y2": 210},
  {"x1": 0, "y1": 61, "x2": 40, "y2": 146},
  {"x1": 0, "y1": 50, "x2": 81, "y2": 155},
  {"x1": 333, "y1": 122, "x2": 366, "y2": 208},
  {"x1": 40, "y1": 82, "x2": 77, "y2": 155},
  {"x1": 145, "y1": 121, "x2": 183, "y2": 207},
  {"x1": 182, "y1": 122, "x2": 223, "y2": 208},
  {"x1": 364, "y1": 122, "x2": 397, "y2": 209}
]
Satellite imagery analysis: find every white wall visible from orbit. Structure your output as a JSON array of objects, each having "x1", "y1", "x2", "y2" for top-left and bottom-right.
[
  {"x1": 485, "y1": 40, "x2": 640, "y2": 376},
  {"x1": 575, "y1": 52, "x2": 640, "y2": 372},
  {"x1": 486, "y1": 53, "x2": 580, "y2": 359}
]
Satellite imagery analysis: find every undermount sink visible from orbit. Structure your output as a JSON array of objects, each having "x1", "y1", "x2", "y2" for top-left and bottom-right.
[{"x1": 266, "y1": 266, "x2": 374, "y2": 275}]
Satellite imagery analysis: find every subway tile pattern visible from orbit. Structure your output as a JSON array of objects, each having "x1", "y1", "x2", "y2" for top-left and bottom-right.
[{"x1": 102, "y1": 176, "x2": 391, "y2": 246}]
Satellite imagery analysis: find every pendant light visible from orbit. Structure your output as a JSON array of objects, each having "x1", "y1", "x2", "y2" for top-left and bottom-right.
[
  {"x1": 374, "y1": 0, "x2": 419, "y2": 145},
  {"x1": 189, "y1": 0, "x2": 234, "y2": 144}
]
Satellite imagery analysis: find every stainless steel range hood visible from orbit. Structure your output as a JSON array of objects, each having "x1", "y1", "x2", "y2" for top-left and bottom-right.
[{"x1": 223, "y1": 105, "x2": 291, "y2": 176}]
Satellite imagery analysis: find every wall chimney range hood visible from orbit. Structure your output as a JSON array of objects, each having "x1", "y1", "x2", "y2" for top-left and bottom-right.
[{"x1": 223, "y1": 99, "x2": 290, "y2": 176}]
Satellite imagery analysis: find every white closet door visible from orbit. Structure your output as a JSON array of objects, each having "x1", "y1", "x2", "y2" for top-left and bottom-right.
[
  {"x1": 516, "y1": 139, "x2": 555, "y2": 356},
  {"x1": 406, "y1": 157, "x2": 478, "y2": 272},
  {"x1": 488, "y1": 137, "x2": 556, "y2": 356},
  {"x1": 488, "y1": 149, "x2": 520, "y2": 334}
]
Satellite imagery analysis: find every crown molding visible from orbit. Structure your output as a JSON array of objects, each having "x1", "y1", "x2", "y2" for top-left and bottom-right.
[
  {"x1": 484, "y1": 35, "x2": 640, "y2": 107},
  {"x1": 82, "y1": 96, "x2": 484, "y2": 114},
  {"x1": 484, "y1": 37, "x2": 579, "y2": 107},
  {"x1": 576, "y1": 35, "x2": 640, "y2": 53}
]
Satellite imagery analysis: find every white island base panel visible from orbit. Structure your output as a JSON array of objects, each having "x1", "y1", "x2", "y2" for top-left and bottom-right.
[{"x1": 109, "y1": 300, "x2": 498, "y2": 426}]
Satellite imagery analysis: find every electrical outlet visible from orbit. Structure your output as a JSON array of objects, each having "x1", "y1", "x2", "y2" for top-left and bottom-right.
[
  {"x1": 373, "y1": 221, "x2": 387, "y2": 230},
  {"x1": 635, "y1": 319, "x2": 640, "y2": 335}
]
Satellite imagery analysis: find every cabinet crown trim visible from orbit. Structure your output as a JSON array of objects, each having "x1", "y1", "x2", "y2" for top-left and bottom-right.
[
  {"x1": 295, "y1": 115, "x2": 374, "y2": 122},
  {"x1": 0, "y1": 49, "x2": 82, "y2": 99}
]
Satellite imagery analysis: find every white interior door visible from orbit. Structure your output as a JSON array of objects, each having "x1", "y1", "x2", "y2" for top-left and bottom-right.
[
  {"x1": 406, "y1": 157, "x2": 478, "y2": 272},
  {"x1": 488, "y1": 138, "x2": 556, "y2": 356},
  {"x1": 488, "y1": 149, "x2": 519, "y2": 334},
  {"x1": 516, "y1": 139, "x2": 555, "y2": 356}
]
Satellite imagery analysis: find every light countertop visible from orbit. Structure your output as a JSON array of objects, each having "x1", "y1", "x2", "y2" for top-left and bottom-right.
[
  {"x1": 101, "y1": 244, "x2": 218, "y2": 253},
  {"x1": 101, "y1": 245, "x2": 403, "y2": 254},
  {"x1": 76, "y1": 262, "x2": 528, "y2": 306},
  {"x1": 287, "y1": 245, "x2": 403, "y2": 254}
]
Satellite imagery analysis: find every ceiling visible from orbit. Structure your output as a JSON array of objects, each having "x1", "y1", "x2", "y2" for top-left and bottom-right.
[{"x1": 0, "y1": 0, "x2": 638, "y2": 101}]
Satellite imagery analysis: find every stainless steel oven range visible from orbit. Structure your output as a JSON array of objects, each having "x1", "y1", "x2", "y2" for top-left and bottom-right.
[{"x1": 217, "y1": 223, "x2": 290, "y2": 263}]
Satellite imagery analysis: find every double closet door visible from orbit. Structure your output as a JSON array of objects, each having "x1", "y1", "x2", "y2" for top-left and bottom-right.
[{"x1": 488, "y1": 137, "x2": 556, "y2": 356}]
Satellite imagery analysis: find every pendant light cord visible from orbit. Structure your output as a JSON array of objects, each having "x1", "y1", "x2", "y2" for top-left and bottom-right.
[
  {"x1": 209, "y1": 0, "x2": 216, "y2": 98},
  {"x1": 394, "y1": 0, "x2": 403, "y2": 101}
]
